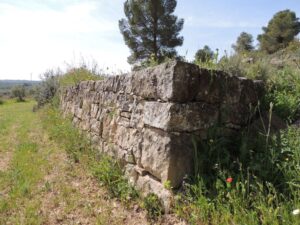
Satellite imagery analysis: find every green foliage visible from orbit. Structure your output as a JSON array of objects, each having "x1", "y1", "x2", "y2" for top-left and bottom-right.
[
  {"x1": 232, "y1": 32, "x2": 254, "y2": 53},
  {"x1": 35, "y1": 69, "x2": 60, "y2": 108},
  {"x1": 258, "y1": 10, "x2": 300, "y2": 54},
  {"x1": 119, "y1": 0, "x2": 184, "y2": 64},
  {"x1": 40, "y1": 105, "x2": 90, "y2": 162},
  {"x1": 265, "y1": 67, "x2": 300, "y2": 123},
  {"x1": 0, "y1": 80, "x2": 40, "y2": 99},
  {"x1": 35, "y1": 65, "x2": 102, "y2": 108},
  {"x1": 176, "y1": 125, "x2": 300, "y2": 225},
  {"x1": 0, "y1": 99, "x2": 3, "y2": 105},
  {"x1": 194, "y1": 48, "x2": 219, "y2": 70},
  {"x1": 142, "y1": 193, "x2": 163, "y2": 221},
  {"x1": 58, "y1": 66, "x2": 103, "y2": 87},
  {"x1": 194, "y1": 45, "x2": 214, "y2": 63},
  {"x1": 11, "y1": 85, "x2": 26, "y2": 102},
  {"x1": 218, "y1": 53, "x2": 244, "y2": 77},
  {"x1": 91, "y1": 156, "x2": 138, "y2": 202}
]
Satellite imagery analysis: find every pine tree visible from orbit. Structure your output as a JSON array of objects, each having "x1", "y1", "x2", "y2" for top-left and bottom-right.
[
  {"x1": 258, "y1": 10, "x2": 300, "y2": 54},
  {"x1": 232, "y1": 32, "x2": 254, "y2": 53},
  {"x1": 119, "y1": 0, "x2": 184, "y2": 65}
]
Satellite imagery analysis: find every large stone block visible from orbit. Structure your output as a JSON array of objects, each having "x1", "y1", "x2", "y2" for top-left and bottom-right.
[
  {"x1": 141, "y1": 128, "x2": 194, "y2": 187},
  {"x1": 131, "y1": 61, "x2": 201, "y2": 102},
  {"x1": 143, "y1": 101, "x2": 218, "y2": 132}
]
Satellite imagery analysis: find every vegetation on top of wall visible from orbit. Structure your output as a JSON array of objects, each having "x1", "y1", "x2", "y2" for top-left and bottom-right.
[
  {"x1": 58, "y1": 66, "x2": 103, "y2": 87},
  {"x1": 34, "y1": 62, "x2": 104, "y2": 108}
]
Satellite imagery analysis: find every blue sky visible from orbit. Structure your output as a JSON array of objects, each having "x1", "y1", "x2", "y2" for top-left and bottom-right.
[{"x1": 0, "y1": 0, "x2": 299, "y2": 80}]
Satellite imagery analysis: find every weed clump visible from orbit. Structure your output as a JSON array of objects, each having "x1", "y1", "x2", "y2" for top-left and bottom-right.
[
  {"x1": 142, "y1": 193, "x2": 163, "y2": 221},
  {"x1": 90, "y1": 156, "x2": 138, "y2": 202}
]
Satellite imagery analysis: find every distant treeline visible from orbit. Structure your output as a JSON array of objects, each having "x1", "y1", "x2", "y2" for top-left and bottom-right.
[{"x1": 0, "y1": 80, "x2": 40, "y2": 97}]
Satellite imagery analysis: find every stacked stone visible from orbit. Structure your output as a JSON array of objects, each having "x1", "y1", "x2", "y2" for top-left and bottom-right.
[{"x1": 61, "y1": 60, "x2": 263, "y2": 210}]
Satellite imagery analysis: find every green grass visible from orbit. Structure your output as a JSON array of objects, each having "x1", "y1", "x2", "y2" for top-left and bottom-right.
[
  {"x1": 174, "y1": 125, "x2": 300, "y2": 225},
  {"x1": 0, "y1": 100, "x2": 48, "y2": 224},
  {"x1": 39, "y1": 104, "x2": 139, "y2": 204},
  {"x1": 0, "y1": 99, "x2": 145, "y2": 224}
]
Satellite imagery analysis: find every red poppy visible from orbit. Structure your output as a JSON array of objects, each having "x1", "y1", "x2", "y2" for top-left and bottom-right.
[{"x1": 226, "y1": 177, "x2": 233, "y2": 183}]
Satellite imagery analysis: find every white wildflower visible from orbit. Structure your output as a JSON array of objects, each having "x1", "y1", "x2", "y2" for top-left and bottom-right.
[{"x1": 292, "y1": 209, "x2": 300, "y2": 215}]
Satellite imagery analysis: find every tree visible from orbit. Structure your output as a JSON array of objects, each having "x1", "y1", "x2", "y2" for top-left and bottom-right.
[
  {"x1": 257, "y1": 10, "x2": 300, "y2": 54},
  {"x1": 119, "y1": 0, "x2": 184, "y2": 65},
  {"x1": 11, "y1": 85, "x2": 26, "y2": 102},
  {"x1": 232, "y1": 32, "x2": 254, "y2": 53},
  {"x1": 194, "y1": 45, "x2": 214, "y2": 63}
]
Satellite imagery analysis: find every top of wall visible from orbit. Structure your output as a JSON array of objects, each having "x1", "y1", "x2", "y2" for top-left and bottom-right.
[{"x1": 76, "y1": 60, "x2": 264, "y2": 105}]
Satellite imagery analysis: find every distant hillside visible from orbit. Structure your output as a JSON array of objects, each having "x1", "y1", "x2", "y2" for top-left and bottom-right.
[
  {"x1": 0, "y1": 80, "x2": 40, "y2": 88},
  {"x1": 0, "y1": 80, "x2": 40, "y2": 96}
]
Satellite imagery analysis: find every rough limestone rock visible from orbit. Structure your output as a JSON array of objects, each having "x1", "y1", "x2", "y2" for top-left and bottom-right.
[{"x1": 60, "y1": 60, "x2": 264, "y2": 210}]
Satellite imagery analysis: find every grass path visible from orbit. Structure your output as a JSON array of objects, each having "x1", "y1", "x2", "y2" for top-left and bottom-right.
[{"x1": 0, "y1": 101, "x2": 152, "y2": 225}]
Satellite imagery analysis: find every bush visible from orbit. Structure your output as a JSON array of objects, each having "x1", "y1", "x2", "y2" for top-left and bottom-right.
[
  {"x1": 35, "y1": 69, "x2": 60, "y2": 108},
  {"x1": 59, "y1": 65, "x2": 103, "y2": 87},
  {"x1": 143, "y1": 193, "x2": 163, "y2": 221},
  {"x1": 35, "y1": 64, "x2": 103, "y2": 109},
  {"x1": 11, "y1": 85, "x2": 26, "y2": 102}
]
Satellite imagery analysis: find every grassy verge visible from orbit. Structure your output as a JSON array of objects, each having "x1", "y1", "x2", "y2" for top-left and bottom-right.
[
  {"x1": 39, "y1": 103, "x2": 139, "y2": 204},
  {"x1": 0, "y1": 100, "x2": 50, "y2": 224},
  {"x1": 0, "y1": 99, "x2": 150, "y2": 224}
]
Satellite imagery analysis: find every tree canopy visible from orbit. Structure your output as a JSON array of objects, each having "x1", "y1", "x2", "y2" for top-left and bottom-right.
[
  {"x1": 232, "y1": 32, "x2": 254, "y2": 53},
  {"x1": 119, "y1": 0, "x2": 184, "y2": 65},
  {"x1": 258, "y1": 10, "x2": 300, "y2": 54},
  {"x1": 11, "y1": 85, "x2": 26, "y2": 102},
  {"x1": 194, "y1": 45, "x2": 214, "y2": 63}
]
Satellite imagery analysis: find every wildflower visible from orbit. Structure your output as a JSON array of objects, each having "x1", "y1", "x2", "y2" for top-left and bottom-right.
[
  {"x1": 226, "y1": 177, "x2": 233, "y2": 183},
  {"x1": 292, "y1": 209, "x2": 300, "y2": 215}
]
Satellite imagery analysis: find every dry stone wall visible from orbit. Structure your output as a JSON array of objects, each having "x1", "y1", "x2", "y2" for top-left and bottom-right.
[{"x1": 60, "y1": 60, "x2": 264, "y2": 210}]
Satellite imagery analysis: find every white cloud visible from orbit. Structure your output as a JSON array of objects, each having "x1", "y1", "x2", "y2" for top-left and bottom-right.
[{"x1": 0, "y1": 1, "x2": 130, "y2": 80}]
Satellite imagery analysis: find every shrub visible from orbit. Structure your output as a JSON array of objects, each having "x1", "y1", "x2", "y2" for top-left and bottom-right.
[
  {"x1": 143, "y1": 193, "x2": 163, "y2": 221},
  {"x1": 35, "y1": 69, "x2": 60, "y2": 108},
  {"x1": 11, "y1": 85, "x2": 26, "y2": 102},
  {"x1": 35, "y1": 63, "x2": 103, "y2": 109},
  {"x1": 58, "y1": 66, "x2": 103, "y2": 87}
]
